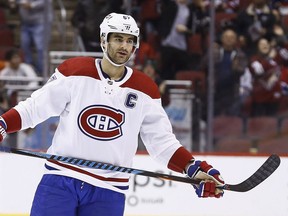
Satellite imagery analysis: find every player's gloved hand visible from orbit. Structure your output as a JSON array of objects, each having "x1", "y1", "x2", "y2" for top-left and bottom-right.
[
  {"x1": 0, "y1": 117, "x2": 7, "y2": 142},
  {"x1": 185, "y1": 160, "x2": 225, "y2": 198}
]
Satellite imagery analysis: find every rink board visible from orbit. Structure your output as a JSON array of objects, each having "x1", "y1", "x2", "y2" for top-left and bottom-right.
[{"x1": 0, "y1": 153, "x2": 287, "y2": 216}]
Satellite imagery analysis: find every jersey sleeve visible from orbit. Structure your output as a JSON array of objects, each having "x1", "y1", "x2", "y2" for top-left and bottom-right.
[
  {"x1": 139, "y1": 97, "x2": 193, "y2": 173},
  {"x1": 13, "y1": 77, "x2": 71, "y2": 130}
]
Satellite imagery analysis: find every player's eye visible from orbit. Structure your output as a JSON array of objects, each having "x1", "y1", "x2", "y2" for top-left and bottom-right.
[
  {"x1": 114, "y1": 38, "x2": 124, "y2": 43},
  {"x1": 113, "y1": 37, "x2": 134, "y2": 46},
  {"x1": 126, "y1": 39, "x2": 134, "y2": 45}
]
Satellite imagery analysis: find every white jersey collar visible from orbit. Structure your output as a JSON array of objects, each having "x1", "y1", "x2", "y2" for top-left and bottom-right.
[{"x1": 95, "y1": 59, "x2": 133, "y2": 86}]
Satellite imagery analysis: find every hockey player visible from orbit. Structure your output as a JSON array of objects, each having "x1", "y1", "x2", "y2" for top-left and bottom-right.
[{"x1": 0, "y1": 13, "x2": 225, "y2": 215}]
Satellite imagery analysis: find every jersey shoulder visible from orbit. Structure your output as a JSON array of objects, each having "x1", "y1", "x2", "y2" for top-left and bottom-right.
[
  {"x1": 57, "y1": 57, "x2": 100, "y2": 79},
  {"x1": 123, "y1": 69, "x2": 161, "y2": 99}
]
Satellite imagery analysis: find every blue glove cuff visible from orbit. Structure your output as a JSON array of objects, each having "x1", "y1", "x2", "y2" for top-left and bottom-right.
[
  {"x1": 187, "y1": 160, "x2": 201, "y2": 178},
  {"x1": 0, "y1": 117, "x2": 7, "y2": 130}
]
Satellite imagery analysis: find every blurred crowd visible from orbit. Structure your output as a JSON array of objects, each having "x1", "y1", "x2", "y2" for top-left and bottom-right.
[
  {"x1": 1, "y1": 0, "x2": 288, "y2": 120},
  {"x1": 126, "y1": 0, "x2": 288, "y2": 119}
]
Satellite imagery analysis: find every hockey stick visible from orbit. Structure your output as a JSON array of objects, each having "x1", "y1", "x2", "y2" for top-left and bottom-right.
[{"x1": 0, "y1": 146, "x2": 280, "y2": 192}]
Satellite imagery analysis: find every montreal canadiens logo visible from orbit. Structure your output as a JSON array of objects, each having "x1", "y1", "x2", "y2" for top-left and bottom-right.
[{"x1": 78, "y1": 105, "x2": 125, "y2": 141}]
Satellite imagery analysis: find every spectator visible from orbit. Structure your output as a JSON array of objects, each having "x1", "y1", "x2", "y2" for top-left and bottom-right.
[
  {"x1": 234, "y1": 0, "x2": 277, "y2": 57},
  {"x1": 252, "y1": 37, "x2": 273, "y2": 60},
  {"x1": 269, "y1": 0, "x2": 288, "y2": 10},
  {"x1": 0, "y1": 48, "x2": 39, "y2": 107},
  {"x1": 214, "y1": 0, "x2": 240, "y2": 13},
  {"x1": 188, "y1": 0, "x2": 210, "y2": 68},
  {"x1": 71, "y1": 0, "x2": 112, "y2": 52},
  {"x1": 159, "y1": 0, "x2": 192, "y2": 80},
  {"x1": 274, "y1": 43, "x2": 288, "y2": 68},
  {"x1": 241, "y1": 37, "x2": 282, "y2": 115},
  {"x1": 0, "y1": 48, "x2": 38, "y2": 86},
  {"x1": 240, "y1": 58, "x2": 282, "y2": 116},
  {"x1": 8, "y1": 0, "x2": 53, "y2": 76},
  {"x1": 201, "y1": 28, "x2": 248, "y2": 116},
  {"x1": 204, "y1": 0, "x2": 240, "y2": 13},
  {"x1": 189, "y1": 0, "x2": 210, "y2": 36},
  {"x1": 273, "y1": 43, "x2": 288, "y2": 96},
  {"x1": 267, "y1": 16, "x2": 288, "y2": 61}
]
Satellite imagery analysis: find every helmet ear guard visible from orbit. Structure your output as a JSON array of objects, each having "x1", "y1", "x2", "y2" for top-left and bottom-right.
[{"x1": 100, "y1": 36, "x2": 106, "y2": 50}]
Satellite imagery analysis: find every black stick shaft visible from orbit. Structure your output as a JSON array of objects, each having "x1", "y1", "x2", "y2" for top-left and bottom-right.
[
  {"x1": 0, "y1": 146, "x2": 200, "y2": 184},
  {"x1": 0, "y1": 146, "x2": 280, "y2": 192}
]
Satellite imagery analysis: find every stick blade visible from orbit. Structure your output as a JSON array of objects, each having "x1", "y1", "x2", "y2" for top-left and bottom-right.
[{"x1": 224, "y1": 154, "x2": 281, "y2": 192}]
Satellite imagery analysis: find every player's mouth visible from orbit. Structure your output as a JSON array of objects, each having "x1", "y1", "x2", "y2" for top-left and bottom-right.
[{"x1": 117, "y1": 51, "x2": 128, "y2": 57}]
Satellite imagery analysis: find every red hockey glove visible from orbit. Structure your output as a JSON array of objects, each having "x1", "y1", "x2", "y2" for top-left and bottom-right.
[
  {"x1": 185, "y1": 160, "x2": 225, "y2": 198},
  {"x1": 0, "y1": 117, "x2": 7, "y2": 142}
]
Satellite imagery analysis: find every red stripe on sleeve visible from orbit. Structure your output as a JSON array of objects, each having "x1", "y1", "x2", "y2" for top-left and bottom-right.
[
  {"x1": 1, "y1": 108, "x2": 21, "y2": 133},
  {"x1": 168, "y1": 147, "x2": 194, "y2": 173}
]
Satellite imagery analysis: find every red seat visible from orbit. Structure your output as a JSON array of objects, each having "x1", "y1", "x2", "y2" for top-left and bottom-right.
[
  {"x1": 213, "y1": 115, "x2": 244, "y2": 140},
  {"x1": 175, "y1": 70, "x2": 206, "y2": 94},
  {"x1": 277, "y1": 96, "x2": 288, "y2": 115},
  {"x1": 0, "y1": 28, "x2": 14, "y2": 47},
  {"x1": 279, "y1": 117, "x2": 288, "y2": 137},
  {"x1": 187, "y1": 33, "x2": 203, "y2": 56},
  {"x1": 213, "y1": 115, "x2": 248, "y2": 153},
  {"x1": 215, "y1": 137, "x2": 252, "y2": 153},
  {"x1": 257, "y1": 136, "x2": 288, "y2": 154},
  {"x1": 146, "y1": 32, "x2": 160, "y2": 50},
  {"x1": 238, "y1": 0, "x2": 250, "y2": 10},
  {"x1": 246, "y1": 117, "x2": 279, "y2": 140},
  {"x1": 0, "y1": 8, "x2": 6, "y2": 25}
]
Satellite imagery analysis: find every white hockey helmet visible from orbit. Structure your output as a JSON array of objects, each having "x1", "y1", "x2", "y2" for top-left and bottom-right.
[{"x1": 100, "y1": 13, "x2": 140, "y2": 67}]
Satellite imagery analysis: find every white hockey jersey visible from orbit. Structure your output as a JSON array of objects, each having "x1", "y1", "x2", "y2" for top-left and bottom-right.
[{"x1": 14, "y1": 57, "x2": 183, "y2": 194}]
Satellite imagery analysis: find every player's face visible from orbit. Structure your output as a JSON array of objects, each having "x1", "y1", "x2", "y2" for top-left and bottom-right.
[{"x1": 107, "y1": 33, "x2": 135, "y2": 65}]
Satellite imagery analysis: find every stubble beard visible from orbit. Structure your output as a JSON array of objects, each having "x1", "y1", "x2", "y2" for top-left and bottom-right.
[{"x1": 107, "y1": 44, "x2": 130, "y2": 65}]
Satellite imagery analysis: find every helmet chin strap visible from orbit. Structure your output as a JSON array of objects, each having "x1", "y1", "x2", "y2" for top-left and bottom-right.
[{"x1": 101, "y1": 42, "x2": 136, "y2": 67}]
